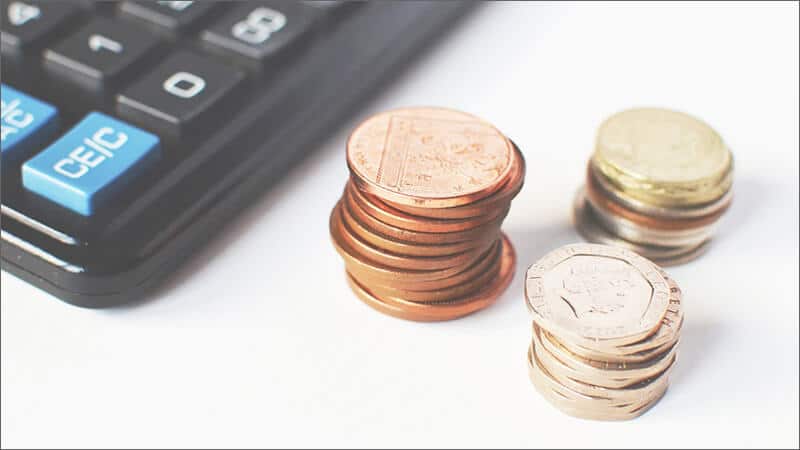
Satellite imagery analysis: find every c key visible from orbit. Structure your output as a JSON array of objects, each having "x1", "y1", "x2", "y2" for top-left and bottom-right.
[{"x1": 22, "y1": 112, "x2": 161, "y2": 216}]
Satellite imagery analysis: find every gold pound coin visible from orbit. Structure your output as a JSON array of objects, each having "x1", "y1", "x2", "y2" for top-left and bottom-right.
[
  {"x1": 593, "y1": 107, "x2": 733, "y2": 207},
  {"x1": 589, "y1": 162, "x2": 734, "y2": 220},
  {"x1": 585, "y1": 164, "x2": 731, "y2": 229}
]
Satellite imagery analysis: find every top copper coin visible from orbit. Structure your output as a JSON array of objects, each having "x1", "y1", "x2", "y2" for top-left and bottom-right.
[
  {"x1": 346, "y1": 107, "x2": 515, "y2": 208},
  {"x1": 525, "y1": 243, "x2": 670, "y2": 348}
]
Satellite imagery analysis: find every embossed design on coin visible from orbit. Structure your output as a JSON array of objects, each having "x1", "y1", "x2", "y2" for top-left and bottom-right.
[
  {"x1": 347, "y1": 107, "x2": 513, "y2": 206},
  {"x1": 555, "y1": 256, "x2": 651, "y2": 320},
  {"x1": 525, "y1": 243, "x2": 669, "y2": 344},
  {"x1": 595, "y1": 108, "x2": 730, "y2": 185}
]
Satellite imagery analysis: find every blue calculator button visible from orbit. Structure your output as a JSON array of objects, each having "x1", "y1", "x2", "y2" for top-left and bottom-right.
[
  {"x1": 1, "y1": 85, "x2": 59, "y2": 163},
  {"x1": 22, "y1": 112, "x2": 160, "y2": 216}
]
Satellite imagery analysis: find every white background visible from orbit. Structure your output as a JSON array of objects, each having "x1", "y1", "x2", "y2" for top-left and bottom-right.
[{"x1": 2, "y1": 2, "x2": 798, "y2": 448}]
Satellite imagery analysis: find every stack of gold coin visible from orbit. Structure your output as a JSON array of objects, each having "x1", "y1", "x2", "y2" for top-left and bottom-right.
[
  {"x1": 330, "y1": 107, "x2": 525, "y2": 321},
  {"x1": 574, "y1": 108, "x2": 734, "y2": 265},
  {"x1": 525, "y1": 243, "x2": 683, "y2": 421}
]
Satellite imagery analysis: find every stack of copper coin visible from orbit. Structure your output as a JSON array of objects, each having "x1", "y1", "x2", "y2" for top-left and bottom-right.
[
  {"x1": 525, "y1": 243, "x2": 683, "y2": 421},
  {"x1": 329, "y1": 107, "x2": 525, "y2": 321},
  {"x1": 574, "y1": 108, "x2": 734, "y2": 266}
]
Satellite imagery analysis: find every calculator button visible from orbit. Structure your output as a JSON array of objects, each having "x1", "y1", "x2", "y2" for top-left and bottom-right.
[
  {"x1": 0, "y1": 1, "x2": 80, "y2": 58},
  {"x1": 118, "y1": 1, "x2": 217, "y2": 34},
  {"x1": 22, "y1": 112, "x2": 160, "y2": 216},
  {"x1": 116, "y1": 51, "x2": 244, "y2": 140},
  {"x1": 43, "y1": 18, "x2": 160, "y2": 94},
  {"x1": 1, "y1": 84, "x2": 59, "y2": 163},
  {"x1": 200, "y1": 1, "x2": 315, "y2": 68}
]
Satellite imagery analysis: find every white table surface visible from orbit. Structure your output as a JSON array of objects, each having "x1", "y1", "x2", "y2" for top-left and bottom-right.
[{"x1": 2, "y1": 2, "x2": 798, "y2": 448}]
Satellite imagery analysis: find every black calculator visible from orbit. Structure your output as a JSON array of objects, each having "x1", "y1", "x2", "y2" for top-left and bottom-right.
[{"x1": 0, "y1": 0, "x2": 473, "y2": 307}]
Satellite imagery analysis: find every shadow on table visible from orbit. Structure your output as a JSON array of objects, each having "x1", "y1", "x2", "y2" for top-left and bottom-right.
[
  {"x1": 668, "y1": 317, "x2": 722, "y2": 387},
  {"x1": 715, "y1": 174, "x2": 767, "y2": 241}
]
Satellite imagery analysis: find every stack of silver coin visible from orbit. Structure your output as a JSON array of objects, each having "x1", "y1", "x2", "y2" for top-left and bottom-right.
[{"x1": 525, "y1": 243, "x2": 683, "y2": 420}]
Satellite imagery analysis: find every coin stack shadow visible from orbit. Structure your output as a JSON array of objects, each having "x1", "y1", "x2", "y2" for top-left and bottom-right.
[
  {"x1": 574, "y1": 108, "x2": 734, "y2": 266},
  {"x1": 525, "y1": 244, "x2": 683, "y2": 420},
  {"x1": 330, "y1": 147, "x2": 525, "y2": 322}
]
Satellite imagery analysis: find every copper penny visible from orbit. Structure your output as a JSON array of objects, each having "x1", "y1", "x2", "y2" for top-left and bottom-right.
[
  {"x1": 332, "y1": 202, "x2": 490, "y2": 271},
  {"x1": 345, "y1": 234, "x2": 516, "y2": 321},
  {"x1": 347, "y1": 180, "x2": 510, "y2": 233},
  {"x1": 585, "y1": 165, "x2": 729, "y2": 231},
  {"x1": 339, "y1": 192, "x2": 492, "y2": 257},
  {"x1": 366, "y1": 143, "x2": 525, "y2": 220},
  {"x1": 345, "y1": 185, "x2": 506, "y2": 245},
  {"x1": 346, "y1": 107, "x2": 514, "y2": 208},
  {"x1": 355, "y1": 251, "x2": 502, "y2": 303},
  {"x1": 330, "y1": 205, "x2": 486, "y2": 283},
  {"x1": 344, "y1": 239, "x2": 501, "y2": 292}
]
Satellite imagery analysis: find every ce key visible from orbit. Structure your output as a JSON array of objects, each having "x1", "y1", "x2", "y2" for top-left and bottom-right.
[{"x1": 22, "y1": 112, "x2": 161, "y2": 216}]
